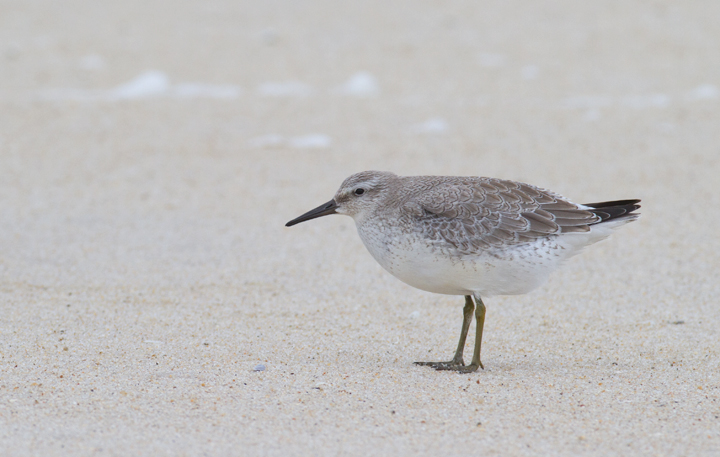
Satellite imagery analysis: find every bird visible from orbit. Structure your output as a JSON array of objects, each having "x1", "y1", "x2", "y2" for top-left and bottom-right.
[{"x1": 285, "y1": 171, "x2": 640, "y2": 373}]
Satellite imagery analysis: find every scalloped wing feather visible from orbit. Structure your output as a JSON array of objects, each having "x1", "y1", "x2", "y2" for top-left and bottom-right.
[{"x1": 407, "y1": 177, "x2": 602, "y2": 255}]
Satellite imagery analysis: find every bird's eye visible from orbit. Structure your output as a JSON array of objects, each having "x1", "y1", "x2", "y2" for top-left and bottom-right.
[{"x1": 354, "y1": 188, "x2": 365, "y2": 196}]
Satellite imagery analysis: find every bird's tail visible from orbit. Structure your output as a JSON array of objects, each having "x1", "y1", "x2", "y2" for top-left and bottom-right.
[
  {"x1": 558, "y1": 199, "x2": 641, "y2": 250},
  {"x1": 583, "y1": 199, "x2": 641, "y2": 224}
]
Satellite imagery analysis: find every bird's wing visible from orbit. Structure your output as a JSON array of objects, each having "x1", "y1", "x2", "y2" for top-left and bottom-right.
[{"x1": 403, "y1": 177, "x2": 601, "y2": 255}]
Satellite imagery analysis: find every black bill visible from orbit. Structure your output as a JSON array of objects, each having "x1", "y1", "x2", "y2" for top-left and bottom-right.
[{"x1": 285, "y1": 199, "x2": 338, "y2": 227}]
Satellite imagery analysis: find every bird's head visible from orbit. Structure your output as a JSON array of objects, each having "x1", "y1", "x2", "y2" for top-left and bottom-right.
[{"x1": 285, "y1": 171, "x2": 398, "y2": 227}]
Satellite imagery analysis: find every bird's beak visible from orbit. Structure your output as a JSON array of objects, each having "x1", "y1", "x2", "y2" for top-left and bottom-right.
[{"x1": 285, "y1": 199, "x2": 338, "y2": 227}]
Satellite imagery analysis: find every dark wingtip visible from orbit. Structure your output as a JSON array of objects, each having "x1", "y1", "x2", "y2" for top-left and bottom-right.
[
  {"x1": 583, "y1": 199, "x2": 641, "y2": 222},
  {"x1": 584, "y1": 199, "x2": 641, "y2": 209}
]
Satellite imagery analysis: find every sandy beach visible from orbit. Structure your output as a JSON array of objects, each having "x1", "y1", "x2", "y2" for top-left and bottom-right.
[{"x1": 1, "y1": 1, "x2": 719, "y2": 455}]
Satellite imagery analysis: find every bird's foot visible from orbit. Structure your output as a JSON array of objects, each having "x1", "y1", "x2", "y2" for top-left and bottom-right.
[
  {"x1": 437, "y1": 362, "x2": 483, "y2": 373},
  {"x1": 414, "y1": 360, "x2": 463, "y2": 369},
  {"x1": 414, "y1": 360, "x2": 484, "y2": 373}
]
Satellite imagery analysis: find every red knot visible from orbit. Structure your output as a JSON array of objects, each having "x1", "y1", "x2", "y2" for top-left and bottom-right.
[{"x1": 286, "y1": 171, "x2": 640, "y2": 373}]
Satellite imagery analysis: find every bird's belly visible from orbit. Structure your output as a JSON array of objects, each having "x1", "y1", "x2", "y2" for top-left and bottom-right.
[{"x1": 359, "y1": 232, "x2": 563, "y2": 297}]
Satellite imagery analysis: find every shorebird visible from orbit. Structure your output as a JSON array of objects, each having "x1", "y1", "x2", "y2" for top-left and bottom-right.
[{"x1": 285, "y1": 171, "x2": 640, "y2": 373}]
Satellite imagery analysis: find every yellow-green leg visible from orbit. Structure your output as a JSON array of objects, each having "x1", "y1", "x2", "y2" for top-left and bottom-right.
[{"x1": 415, "y1": 295, "x2": 485, "y2": 372}]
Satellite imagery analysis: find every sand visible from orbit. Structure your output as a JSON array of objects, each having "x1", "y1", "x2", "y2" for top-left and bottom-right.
[{"x1": 1, "y1": 1, "x2": 719, "y2": 455}]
